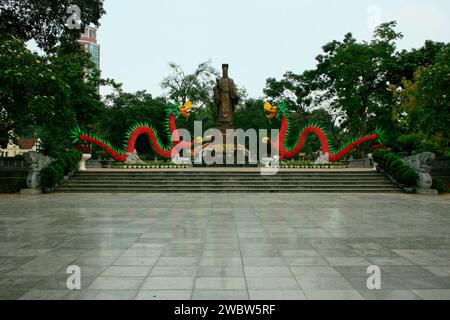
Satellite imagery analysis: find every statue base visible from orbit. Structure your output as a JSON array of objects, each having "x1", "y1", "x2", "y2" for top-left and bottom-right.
[
  {"x1": 20, "y1": 188, "x2": 43, "y2": 195},
  {"x1": 416, "y1": 188, "x2": 438, "y2": 195},
  {"x1": 193, "y1": 143, "x2": 257, "y2": 167}
]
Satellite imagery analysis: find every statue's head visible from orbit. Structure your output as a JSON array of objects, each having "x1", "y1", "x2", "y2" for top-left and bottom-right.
[{"x1": 222, "y1": 64, "x2": 229, "y2": 77}]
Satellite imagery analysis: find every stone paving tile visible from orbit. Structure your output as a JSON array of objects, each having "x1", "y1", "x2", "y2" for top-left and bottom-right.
[
  {"x1": 194, "y1": 277, "x2": 246, "y2": 290},
  {"x1": 18, "y1": 289, "x2": 71, "y2": 300},
  {"x1": 199, "y1": 257, "x2": 243, "y2": 267},
  {"x1": 101, "y1": 266, "x2": 152, "y2": 277},
  {"x1": 242, "y1": 257, "x2": 286, "y2": 267},
  {"x1": 197, "y1": 266, "x2": 244, "y2": 278},
  {"x1": 412, "y1": 289, "x2": 450, "y2": 300},
  {"x1": 289, "y1": 266, "x2": 341, "y2": 277},
  {"x1": 142, "y1": 277, "x2": 195, "y2": 290},
  {"x1": 246, "y1": 277, "x2": 300, "y2": 290},
  {"x1": 135, "y1": 290, "x2": 192, "y2": 300},
  {"x1": 304, "y1": 289, "x2": 364, "y2": 300},
  {"x1": 358, "y1": 289, "x2": 422, "y2": 300},
  {"x1": 422, "y1": 266, "x2": 450, "y2": 277},
  {"x1": 113, "y1": 256, "x2": 158, "y2": 267},
  {"x1": 192, "y1": 290, "x2": 249, "y2": 300},
  {"x1": 249, "y1": 290, "x2": 307, "y2": 300},
  {"x1": 88, "y1": 277, "x2": 145, "y2": 290},
  {"x1": 285, "y1": 256, "x2": 329, "y2": 266},
  {"x1": 0, "y1": 290, "x2": 28, "y2": 300},
  {"x1": 244, "y1": 266, "x2": 293, "y2": 278},
  {"x1": 296, "y1": 276, "x2": 354, "y2": 290},
  {"x1": 66, "y1": 289, "x2": 137, "y2": 300},
  {"x1": 0, "y1": 276, "x2": 47, "y2": 290},
  {"x1": 156, "y1": 257, "x2": 199, "y2": 267},
  {"x1": 325, "y1": 257, "x2": 372, "y2": 266},
  {"x1": 150, "y1": 266, "x2": 198, "y2": 277}
]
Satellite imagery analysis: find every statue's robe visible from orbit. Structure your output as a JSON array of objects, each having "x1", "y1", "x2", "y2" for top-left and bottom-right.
[{"x1": 213, "y1": 77, "x2": 239, "y2": 127}]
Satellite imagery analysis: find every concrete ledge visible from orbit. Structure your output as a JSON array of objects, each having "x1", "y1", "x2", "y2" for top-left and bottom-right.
[
  {"x1": 416, "y1": 188, "x2": 438, "y2": 195},
  {"x1": 20, "y1": 188, "x2": 42, "y2": 195}
]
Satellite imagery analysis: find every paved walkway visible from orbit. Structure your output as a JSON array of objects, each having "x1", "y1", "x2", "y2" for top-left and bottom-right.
[{"x1": 0, "y1": 192, "x2": 449, "y2": 300}]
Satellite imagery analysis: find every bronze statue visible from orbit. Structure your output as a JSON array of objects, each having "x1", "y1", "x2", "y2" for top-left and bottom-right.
[{"x1": 213, "y1": 64, "x2": 239, "y2": 129}]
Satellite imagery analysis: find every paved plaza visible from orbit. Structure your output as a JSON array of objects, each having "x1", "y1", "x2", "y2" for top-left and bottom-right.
[{"x1": 0, "y1": 192, "x2": 449, "y2": 300}]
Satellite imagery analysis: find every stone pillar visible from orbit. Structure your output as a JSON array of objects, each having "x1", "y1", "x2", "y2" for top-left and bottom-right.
[
  {"x1": 20, "y1": 152, "x2": 55, "y2": 195},
  {"x1": 402, "y1": 152, "x2": 438, "y2": 195}
]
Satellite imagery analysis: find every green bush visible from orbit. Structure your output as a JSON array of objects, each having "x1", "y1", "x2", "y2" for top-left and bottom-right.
[
  {"x1": 400, "y1": 168, "x2": 419, "y2": 187},
  {"x1": 40, "y1": 165, "x2": 60, "y2": 189},
  {"x1": 40, "y1": 149, "x2": 83, "y2": 189},
  {"x1": 444, "y1": 150, "x2": 450, "y2": 159},
  {"x1": 432, "y1": 178, "x2": 450, "y2": 193},
  {"x1": 60, "y1": 149, "x2": 82, "y2": 174},
  {"x1": 373, "y1": 149, "x2": 419, "y2": 187}
]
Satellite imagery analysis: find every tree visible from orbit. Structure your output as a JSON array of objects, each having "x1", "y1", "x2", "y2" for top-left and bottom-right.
[
  {"x1": 98, "y1": 89, "x2": 168, "y2": 159},
  {"x1": 0, "y1": 37, "x2": 104, "y2": 155},
  {"x1": 392, "y1": 47, "x2": 450, "y2": 155},
  {"x1": 0, "y1": 0, "x2": 105, "y2": 52},
  {"x1": 160, "y1": 61, "x2": 219, "y2": 108},
  {"x1": 264, "y1": 22, "x2": 406, "y2": 156}
]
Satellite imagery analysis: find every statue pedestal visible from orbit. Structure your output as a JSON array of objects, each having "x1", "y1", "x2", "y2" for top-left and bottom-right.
[
  {"x1": 20, "y1": 188, "x2": 42, "y2": 195},
  {"x1": 416, "y1": 188, "x2": 438, "y2": 195}
]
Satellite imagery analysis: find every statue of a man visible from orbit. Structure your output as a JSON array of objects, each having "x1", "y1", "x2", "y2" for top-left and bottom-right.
[{"x1": 213, "y1": 64, "x2": 239, "y2": 128}]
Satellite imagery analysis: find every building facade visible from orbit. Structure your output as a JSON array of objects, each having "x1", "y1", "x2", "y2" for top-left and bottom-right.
[{"x1": 78, "y1": 26, "x2": 100, "y2": 76}]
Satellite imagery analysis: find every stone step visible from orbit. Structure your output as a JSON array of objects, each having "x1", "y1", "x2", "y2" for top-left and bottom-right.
[
  {"x1": 59, "y1": 170, "x2": 401, "y2": 193},
  {"x1": 76, "y1": 172, "x2": 380, "y2": 175},
  {"x1": 59, "y1": 188, "x2": 401, "y2": 193},
  {"x1": 64, "y1": 181, "x2": 394, "y2": 186},
  {"x1": 72, "y1": 176, "x2": 385, "y2": 181}
]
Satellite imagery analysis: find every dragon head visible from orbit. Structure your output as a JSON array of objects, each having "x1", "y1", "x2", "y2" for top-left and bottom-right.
[
  {"x1": 167, "y1": 101, "x2": 192, "y2": 119},
  {"x1": 264, "y1": 101, "x2": 287, "y2": 120},
  {"x1": 179, "y1": 100, "x2": 192, "y2": 118},
  {"x1": 264, "y1": 102, "x2": 277, "y2": 120}
]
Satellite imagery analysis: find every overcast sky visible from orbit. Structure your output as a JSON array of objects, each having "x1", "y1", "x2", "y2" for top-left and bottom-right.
[{"x1": 96, "y1": 0, "x2": 450, "y2": 98}]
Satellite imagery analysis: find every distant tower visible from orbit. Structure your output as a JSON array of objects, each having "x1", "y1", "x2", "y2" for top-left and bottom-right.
[{"x1": 78, "y1": 26, "x2": 100, "y2": 77}]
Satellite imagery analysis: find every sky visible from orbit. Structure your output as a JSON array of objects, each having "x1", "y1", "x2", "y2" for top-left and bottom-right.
[{"x1": 95, "y1": 0, "x2": 450, "y2": 98}]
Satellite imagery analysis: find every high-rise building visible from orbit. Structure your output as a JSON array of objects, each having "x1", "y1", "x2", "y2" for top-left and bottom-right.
[{"x1": 78, "y1": 26, "x2": 100, "y2": 76}]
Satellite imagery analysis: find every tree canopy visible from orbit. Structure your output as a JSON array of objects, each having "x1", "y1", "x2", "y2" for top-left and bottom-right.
[{"x1": 0, "y1": 0, "x2": 105, "y2": 52}]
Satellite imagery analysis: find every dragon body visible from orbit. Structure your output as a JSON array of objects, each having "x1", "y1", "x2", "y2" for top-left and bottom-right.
[
  {"x1": 71, "y1": 102, "x2": 196, "y2": 162},
  {"x1": 264, "y1": 101, "x2": 385, "y2": 161}
]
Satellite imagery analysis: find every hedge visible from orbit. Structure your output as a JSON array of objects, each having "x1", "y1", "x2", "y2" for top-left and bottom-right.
[
  {"x1": 372, "y1": 149, "x2": 418, "y2": 187},
  {"x1": 432, "y1": 178, "x2": 450, "y2": 194},
  {"x1": 40, "y1": 149, "x2": 82, "y2": 189}
]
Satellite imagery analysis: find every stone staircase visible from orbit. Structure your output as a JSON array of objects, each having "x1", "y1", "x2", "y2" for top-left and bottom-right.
[{"x1": 58, "y1": 170, "x2": 401, "y2": 193}]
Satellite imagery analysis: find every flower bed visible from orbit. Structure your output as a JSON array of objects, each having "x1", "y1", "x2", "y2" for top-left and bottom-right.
[
  {"x1": 111, "y1": 162, "x2": 191, "y2": 169},
  {"x1": 279, "y1": 161, "x2": 348, "y2": 169}
]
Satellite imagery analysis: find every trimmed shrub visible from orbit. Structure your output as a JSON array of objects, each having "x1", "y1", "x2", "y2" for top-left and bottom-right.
[
  {"x1": 400, "y1": 168, "x2": 419, "y2": 187},
  {"x1": 432, "y1": 178, "x2": 450, "y2": 193},
  {"x1": 40, "y1": 149, "x2": 83, "y2": 189},
  {"x1": 373, "y1": 149, "x2": 419, "y2": 187},
  {"x1": 40, "y1": 165, "x2": 60, "y2": 189}
]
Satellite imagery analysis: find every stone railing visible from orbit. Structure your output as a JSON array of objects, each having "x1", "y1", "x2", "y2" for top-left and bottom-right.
[{"x1": 0, "y1": 156, "x2": 27, "y2": 169}]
